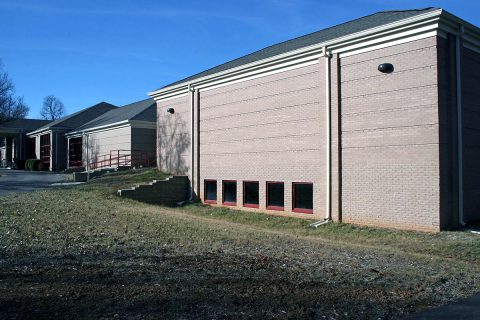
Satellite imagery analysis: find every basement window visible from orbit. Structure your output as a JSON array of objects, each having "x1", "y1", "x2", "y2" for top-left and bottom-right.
[
  {"x1": 204, "y1": 180, "x2": 217, "y2": 204},
  {"x1": 293, "y1": 182, "x2": 313, "y2": 214},
  {"x1": 222, "y1": 180, "x2": 237, "y2": 206},
  {"x1": 243, "y1": 181, "x2": 259, "y2": 208},
  {"x1": 266, "y1": 181, "x2": 284, "y2": 211}
]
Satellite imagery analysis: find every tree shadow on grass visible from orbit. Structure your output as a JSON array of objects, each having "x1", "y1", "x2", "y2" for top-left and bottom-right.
[{"x1": 0, "y1": 251, "x2": 423, "y2": 320}]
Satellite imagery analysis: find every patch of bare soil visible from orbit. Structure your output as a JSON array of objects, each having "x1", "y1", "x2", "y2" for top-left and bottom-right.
[{"x1": 0, "y1": 252, "x2": 415, "y2": 320}]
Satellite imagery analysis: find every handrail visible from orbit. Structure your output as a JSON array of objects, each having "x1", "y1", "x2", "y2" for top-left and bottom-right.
[{"x1": 88, "y1": 149, "x2": 155, "y2": 170}]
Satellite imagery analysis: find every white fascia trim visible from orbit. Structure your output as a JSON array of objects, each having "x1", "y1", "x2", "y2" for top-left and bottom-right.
[
  {"x1": 27, "y1": 128, "x2": 50, "y2": 137},
  {"x1": 149, "y1": 9, "x2": 480, "y2": 100},
  {"x1": 199, "y1": 58, "x2": 319, "y2": 92},
  {"x1": 26, "y1": 129, "x2": 52, "y2": 138},
  {"x1": 149, "y1": 9, "x2": 444, "y2": 99},
  {"x1": 66, "y1": 133, "x2": 83, "y2": 139},
  {"x1": 155, "y1": 92, "x2": 189, "y2": 103},
  {"x1": 66, "y1": 120, "x2": 129, "y2": 137},
  {"x1": 339, "y1": 30, "x2": 439, "y2": 58},
  {"x1": 129, "y1": 120, "x2": 156, "y2": 129}
]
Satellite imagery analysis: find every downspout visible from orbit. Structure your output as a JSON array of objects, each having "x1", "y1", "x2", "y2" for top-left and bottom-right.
[
  {"x1": 324, "y1": 46, "x2": 332, "y2": 221},
  {"x1": 66, "y1": 137, "x2": 70, "y2": 169},
  {"x1": 55, "y1": 131, "x2": 58, "y2": 171},
  {"x1": 456, "y1": 25, "x2": 466, "y2": 226},
  {"x1": 188, "y1": 83, "x2": 195, "y2": 201},
  {"x1": 85, "y1": 132, "x2": 90, "y2": 181}
]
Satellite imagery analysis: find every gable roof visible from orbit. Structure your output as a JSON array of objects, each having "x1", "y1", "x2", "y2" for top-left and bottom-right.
[
  {"x1": 154, "y1": 8, "x2": 438, "y2": 92},
  {"x1": 28, "y1": 102, "x2": 117, "y2": 135},
  {"x1": 72, "y1": 98, "x2": 156, "y2": 132},
  {"x1": 0, "y1": 119, "x2": 51, "y2": 132}
]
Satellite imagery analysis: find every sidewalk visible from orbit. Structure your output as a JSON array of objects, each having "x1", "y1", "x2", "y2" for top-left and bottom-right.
[{"x1": 406, "y1": 294, "x2": 480, "y2": 319}]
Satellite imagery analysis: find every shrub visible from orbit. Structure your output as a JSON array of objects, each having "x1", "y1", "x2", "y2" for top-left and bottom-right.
[{"x1": 25, "y1": 159, "x2": 44, "y2": 171}]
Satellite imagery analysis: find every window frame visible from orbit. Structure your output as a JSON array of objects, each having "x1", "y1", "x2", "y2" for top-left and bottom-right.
[
  {"x1": 204, "y1": 179, "x2": 217, "y2": 204},
  {"x1": 266, "y1": 181, "x2": 284, "y2": 211},
  {"x1": 292, "y1": 182, "x2": 314, "y2": 214},
  {"x1": 243, "y1": 180, "x2": 259, "y2": 208},
  {"x1": 222, "y1": 180, "x2": 237, "y2": 206}
]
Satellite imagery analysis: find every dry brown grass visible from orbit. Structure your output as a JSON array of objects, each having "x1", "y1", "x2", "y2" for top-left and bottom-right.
[{"x1": 0, "y1": 169, "x2": 479, "y2": 319}]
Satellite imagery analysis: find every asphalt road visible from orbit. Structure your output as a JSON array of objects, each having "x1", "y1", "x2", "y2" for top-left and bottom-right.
[
  {"x1": 0, "y1": 169, "x2": 70, "y2": 196},
  {"x1": 406, "y1": 293, "x2": 480, "y2": 320}
]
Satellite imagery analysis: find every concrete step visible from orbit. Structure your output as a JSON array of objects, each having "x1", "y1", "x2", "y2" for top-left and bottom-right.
[{"x1": 117, "y1": 175, "x2": 189, "y2": 205}]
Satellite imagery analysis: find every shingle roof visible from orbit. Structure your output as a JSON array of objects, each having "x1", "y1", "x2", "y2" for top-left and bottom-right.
[
  {"x1": 156, "y1": 8, "x2": 438, "y2": 91},
  {"x1": 32, "y1": 102, "x2": 117, "y2": 133},
  {"x1": 0, "y1": 119, "x2": 51, "y2": 132},
  {"x1": 73, "y1": 98, "x2": 156, "y2": 132}
]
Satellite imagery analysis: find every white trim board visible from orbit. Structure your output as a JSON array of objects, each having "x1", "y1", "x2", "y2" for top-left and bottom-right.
[{"x1": 149, "y1": 9, "x2": 480, "y2": 101}]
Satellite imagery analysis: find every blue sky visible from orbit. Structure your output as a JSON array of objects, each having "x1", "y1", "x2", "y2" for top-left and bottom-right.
[{"x1": 1, "y1": 0, "x2": 479, "y2": 118}]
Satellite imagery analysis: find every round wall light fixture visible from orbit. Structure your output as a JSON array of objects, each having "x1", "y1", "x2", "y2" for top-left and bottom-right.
[
  {"x1": 166, "y1": 107, "x2": 175, "y2": 114},
  {"x1": 378, "y1": 63, "x2": 394, "y2": 74}
]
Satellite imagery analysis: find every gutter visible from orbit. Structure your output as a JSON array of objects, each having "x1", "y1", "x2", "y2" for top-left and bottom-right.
[
  {"x1": 323, "y1": 46, "x2": 332, "y2": 220},
  {"x1": 149, "y1": 9, "x2": 444, "y2": 99},
  {"x1": 188, "y1": 83, "x2": 195, "y2": 201}
]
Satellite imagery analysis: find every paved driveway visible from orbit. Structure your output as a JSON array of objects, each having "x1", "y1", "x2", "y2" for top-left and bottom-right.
[{"x1": 0, "y1": 169, "x2": 71, "y2": 196}]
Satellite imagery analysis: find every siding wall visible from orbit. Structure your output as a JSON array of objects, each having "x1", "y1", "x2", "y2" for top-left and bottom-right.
[
  {"x1": 156, "y1": 95, "x2": 191, "y2": 175},
  {"x1": 462, "y1": 47, "x2": 480, "y2": 223},
  {"x1": 198, "y1": 63, "x2": 326, "y2": 219},
  {"x1": 84, "y1": 126, "x2": 131, "y2": 165},
  {"x1": 131, "y1": 127, "x2": 156, "y2": 165},
  {"x1": 339, "y1": 37, "x2": 441, "y2": 231}
]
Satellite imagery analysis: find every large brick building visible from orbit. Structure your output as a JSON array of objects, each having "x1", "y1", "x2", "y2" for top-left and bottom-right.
[{"x1": 149, "y1": 8, "x2": 480, "y2": 232}]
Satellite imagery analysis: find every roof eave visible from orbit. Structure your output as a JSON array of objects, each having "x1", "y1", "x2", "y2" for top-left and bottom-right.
[{"x1": 149, "y1": 8, "x2": 445, "y2": 100}]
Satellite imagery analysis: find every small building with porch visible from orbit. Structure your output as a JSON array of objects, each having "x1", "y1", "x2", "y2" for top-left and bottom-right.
[
  {"x1": 26, "y1": 102, "x2": 117, "y2": 171},
  {"x1": 64, "y1": 98, "x2": 156, "y2": 170},
  {"x1": 0, "y1": 119, "x2": 51, "y2": 167}
]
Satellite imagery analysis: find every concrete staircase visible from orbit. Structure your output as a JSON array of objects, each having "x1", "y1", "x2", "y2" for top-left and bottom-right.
[{"x1": 117, "y1": 175, "x2": 189, "y2": 206}]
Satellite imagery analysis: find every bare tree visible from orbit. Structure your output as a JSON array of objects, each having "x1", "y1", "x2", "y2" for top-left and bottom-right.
[
  {"x1": 40, "y1": 95, "x2": 65, "y2": 121},
  {"x1": 0, "y1": 60, "x2": 29, "y2": 123}
]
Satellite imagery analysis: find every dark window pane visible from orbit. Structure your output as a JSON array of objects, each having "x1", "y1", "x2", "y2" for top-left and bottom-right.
[
  {"x1": 244, "y1": 181, "x2": 259, "y2": 205},
  {"x1": 267, "y1": 182, "x2": 284, "y2": 208},
  {"x1": 223, "y1": 181, "x2": 237, "y2": 203},
  {"x1": 294, "y1": 183, "x2": 313, "y2": 210},
  {"x1": 205, "y1": 180, "x2": 217, "y2": 201}
]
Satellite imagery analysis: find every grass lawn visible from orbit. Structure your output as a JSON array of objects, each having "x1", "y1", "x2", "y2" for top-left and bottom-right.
[{"x1": 1, "y1": 168, "x2": 479, "y2": 319}]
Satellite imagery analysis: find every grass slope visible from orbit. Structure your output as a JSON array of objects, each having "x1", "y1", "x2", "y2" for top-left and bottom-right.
[{"x1": 0, "y1": 169, "x2": 479, "y2": 319}]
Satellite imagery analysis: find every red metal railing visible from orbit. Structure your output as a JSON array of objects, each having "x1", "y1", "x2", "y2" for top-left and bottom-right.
[
  {"x1": 69, "y1": 137, "x2": 83, "y2": 168},
  {"x1": 89, "y1": 150, "x2": 155, "y2": 170}
]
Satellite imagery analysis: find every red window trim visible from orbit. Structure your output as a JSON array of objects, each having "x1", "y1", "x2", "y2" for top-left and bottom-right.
[
  {"x1": 243, "y1": 180, "x2": 259, "y2": 208},
  {"x1": 204, "y1": 179, "x2": 217, "y2": 204},
  {"x1": 292, "y1": 182, "x2": 314, "y2": 214},
  {"x1": 266, "y1": 181, "x2": 284, "y2": 211},
  {"x1": 222, "y1": 180, "x2": 237, "y2": 206}
]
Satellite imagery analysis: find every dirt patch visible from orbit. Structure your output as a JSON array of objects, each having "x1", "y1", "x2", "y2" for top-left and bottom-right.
[{"x1": 1, "y1": 171, "x2": 479, "y2": 319}]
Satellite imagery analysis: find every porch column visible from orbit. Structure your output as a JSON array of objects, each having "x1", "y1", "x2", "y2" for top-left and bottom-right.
[
  {"x1": 5, "y1": 137, "x2": 13, "y2": 163},
  {"x1": 14, "y1": 133, "x2": 24, "y2": 160}
]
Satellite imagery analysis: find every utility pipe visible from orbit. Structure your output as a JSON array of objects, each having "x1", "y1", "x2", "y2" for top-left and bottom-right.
[
  {"x1": 323, "y1": 46, "x2": 332, "y2": 220},
  {"x1": 456, "y1": 25, "x2": 465, "y2": 226},
  {"x1": 189, "y1": 83, "x2": 195, "y2": 201}
]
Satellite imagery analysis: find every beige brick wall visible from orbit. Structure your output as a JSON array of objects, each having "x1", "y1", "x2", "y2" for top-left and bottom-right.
[
  {"x1": 340, "y1": 37, "x2": 441, "y2": 231},
  {"x1": 156, "y1": 95, "x2": 191, "y2": 175},
  {"x1": 198, "y1": 64, "x2": 326, "y2": 219},
  {"x1": 154, "y1": 36, "x2": 450, "y2": 231},
  {"x1": 84, "y1": 126, "x2": 131, "y2": 166}
]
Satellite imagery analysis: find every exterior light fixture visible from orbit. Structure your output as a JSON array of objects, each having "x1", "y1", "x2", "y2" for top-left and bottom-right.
[
  {"x1": 167, "y1": 107, "x2": 175, "y2": 114},
  {"x1": 378, "y1": 63, "x2": 394, "y2": 73}
]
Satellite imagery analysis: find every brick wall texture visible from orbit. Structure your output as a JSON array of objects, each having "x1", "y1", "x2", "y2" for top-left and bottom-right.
[
  {"x1": 155, "y1": 35, "x2": 480, "y2": 231},
  {"x1": 462, "y1": 47, "x2": 480, "y2": 223},
  {"x1": 340, "y1": 37, "x2": 441, "y2": 232}
]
